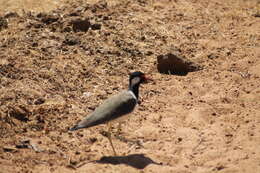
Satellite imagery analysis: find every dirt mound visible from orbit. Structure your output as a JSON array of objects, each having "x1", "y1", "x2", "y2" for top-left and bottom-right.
[{"x1": 0, "y1": 0, "x2": 259, "y2": 172}]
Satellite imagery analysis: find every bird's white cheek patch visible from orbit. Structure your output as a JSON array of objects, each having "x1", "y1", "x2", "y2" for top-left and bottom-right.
[{"x1": 131, "y1": 77, "x2": 141, "y2": 86}]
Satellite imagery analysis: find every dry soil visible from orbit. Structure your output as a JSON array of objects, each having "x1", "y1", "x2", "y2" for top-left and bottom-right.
[{"x1": 0, "y1": 0, "x2": 260, "y2": 172}]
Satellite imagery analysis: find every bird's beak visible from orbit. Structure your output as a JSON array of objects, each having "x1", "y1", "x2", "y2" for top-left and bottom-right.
[{"x1": 143, "y1": 75, "x2": 153, "y2": 83}]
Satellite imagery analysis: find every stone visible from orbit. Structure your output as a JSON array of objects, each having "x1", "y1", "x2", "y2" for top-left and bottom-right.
[{"x1": 71, "y1": 18, "x2": 91, "y2": 32}]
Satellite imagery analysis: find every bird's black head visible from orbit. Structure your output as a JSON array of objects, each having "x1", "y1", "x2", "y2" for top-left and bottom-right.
[
  {"x1": 129, "y1": 71, "x2": 150, "y2": 85},
  {"x1": 128, "y1": 71, "x2": 151, "y2": 99}
]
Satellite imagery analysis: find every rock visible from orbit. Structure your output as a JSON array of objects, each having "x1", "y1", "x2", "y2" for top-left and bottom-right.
[
  {"x1": 0, "y1": 17, "x2": 8, "y2": 31},
  {"x1": 3, "y1": 146, "x2": 18, "y2": 153},
  {"x1": 9, "y1": 106, "x2": 30, "y2": 122},
  {"x1": 91, "y1": 0, "x2": 108, "y2": 13},
  {"x1": 4, "y1": 11, "x2": 19, "y2": 18},
  {"x1": 253, "y1": 13, "x2": 260, "y2": 18},
  {"x1": 15, "y1": 139, "x2": 43, "y2": 152},
  {"x1": 103, "y1": 16, "x2": 110, "y2": 20},
  {"x1": 69, "y1": 6, "x2": 86, "y2": 16},
  {"x1": 75, "y1": 6, "x2": 85, "y2": 12},
  {"x1": 62, "y1": 26, "x2": 72, "y2": 32},
  {"x1": 88, "y1": 137, "x2": 97, "y2": 144},
  {"x1": 71, "y1": 18, "x2": 91, "y2": 32},
  {"x1": 41, "y1": 39, "x2": 61, "y2": 48},
  {"x1": 157, "y1": 53, "x2": 202, "y2": 75},
  {"x1": 30, "y1": 143, "x2": 43, "y2": 153},
  {"x1": 82, "y1": 92, "x2": 92, "y2": 98},
  {"x1": 36, "y1": 13, "x2": 60, "y2": 24},
  {"x1": 16, "y1": 139, "x2": 30, "y2": 149},
  {"x1": 145, "y1": 51, "x2": 153, "y2": 56},
  {"x1": 69, "y1": 159, "x2": 78, "y2": 166},
  {"x1": 15, "y1": 143, "x2": 29, "y2": 149},
  {"x1": 27, "y1": 21, "x2": 44, "y2": 29},
  {"x1": 0, "y1": 64, "x2": 21, "y2": 79},
  {"x1": 207, "y1": 52, "x2": 219, "y2": 59},
  {"x1": 63, "y1": 35, "x2": 80, "y2": 45},
  {"x1": 34, "y1": 98, "x2": 45, "y2": 105},
  {"x1": 91, "y1": 23, "x2": 101, "y2": 30}
]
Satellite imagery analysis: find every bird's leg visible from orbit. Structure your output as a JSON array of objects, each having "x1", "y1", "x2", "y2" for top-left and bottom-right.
[
  {"x1": 107, "y1": 123, "x2": 117, "y2": 156},
  {"x1": 115, "y1": 122, "x2": 128, "y2": 143},
  {"x1": 114, "y1": 121, "x2": 130, "y2": 143},
  {"x1": 116, "y1": 122, "x2": 122, "y2": 136},
  {"x1": 114, "y1": 122, "x2": 144, "y2": 150}
]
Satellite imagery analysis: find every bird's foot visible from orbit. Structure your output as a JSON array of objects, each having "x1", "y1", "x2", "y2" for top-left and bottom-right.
[
  {"x1": 100, "y1": 130, "x2": 110, "y2": 137},
  {"x1": 114, "y1": 134, "x2": 128, "y2": 143},
  {"x1": 115, "y1": 134, "x2": 144, "y2": 148}
]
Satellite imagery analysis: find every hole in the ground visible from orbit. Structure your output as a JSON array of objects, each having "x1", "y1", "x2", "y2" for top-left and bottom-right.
[{"x1": 157, "y1": 53, "x2": 202, "y2": 76}]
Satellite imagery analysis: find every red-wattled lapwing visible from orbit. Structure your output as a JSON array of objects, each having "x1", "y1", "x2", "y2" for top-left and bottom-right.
[{"x1": 69, "y1": 71, "x2": 152, "y2": 155}]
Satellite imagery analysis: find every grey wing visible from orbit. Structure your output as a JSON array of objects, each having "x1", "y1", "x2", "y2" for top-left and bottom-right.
[
  {"x1": 92, "y1": 94, "x2": 137, "y2": 125},
  {"x1": 71, "y1": 91, "x2": 137, "y2": 130}
]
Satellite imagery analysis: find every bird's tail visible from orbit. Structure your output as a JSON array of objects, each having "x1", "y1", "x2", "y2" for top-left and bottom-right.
[{"x1": 69, "y1": 125, "x2": 81, "y2": 131}]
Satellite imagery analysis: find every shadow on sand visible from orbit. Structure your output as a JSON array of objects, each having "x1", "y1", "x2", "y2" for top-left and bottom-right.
[{"x1": 95, "y1": 153, "x2": 162, "y2": 169}]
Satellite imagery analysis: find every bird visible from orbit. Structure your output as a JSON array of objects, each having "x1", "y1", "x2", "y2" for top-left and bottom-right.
[{"x1": 69, "y1": 71, "x2": 152, "y2": 155}]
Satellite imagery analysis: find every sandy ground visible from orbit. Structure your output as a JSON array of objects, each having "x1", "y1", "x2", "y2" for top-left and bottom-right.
[{"x1": 0, "y1": 0, "x2": 260, "y2": 172}]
